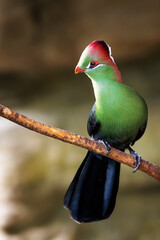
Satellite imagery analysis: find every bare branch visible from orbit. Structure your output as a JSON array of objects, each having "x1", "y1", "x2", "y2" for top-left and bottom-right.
[{"x1": 0, "y1": 104, "x2": 160, "y2": 181}]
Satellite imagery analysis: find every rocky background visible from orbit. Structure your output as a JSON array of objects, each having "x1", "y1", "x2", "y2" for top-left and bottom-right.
[{"x1": 0, "y1": 0, "x2": 160, "y2": 240}]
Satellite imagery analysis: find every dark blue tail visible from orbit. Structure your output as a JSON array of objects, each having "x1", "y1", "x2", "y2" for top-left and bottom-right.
[{"x1": 64, "y1": 151, "x2": 120, "y2": 223}]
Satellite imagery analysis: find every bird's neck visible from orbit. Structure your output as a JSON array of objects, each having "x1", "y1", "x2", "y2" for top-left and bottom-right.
[
  {"x1": 91, "y1": 79, "x2": 117, "y2": 105},
  {"x1": 86, "y1": 65, "x2": 121, "y2": 107}
]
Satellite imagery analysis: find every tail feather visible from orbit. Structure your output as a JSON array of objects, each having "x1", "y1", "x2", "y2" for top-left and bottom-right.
[{"x1": 64, "y1": 151, "x2": 120, "y2": 223}]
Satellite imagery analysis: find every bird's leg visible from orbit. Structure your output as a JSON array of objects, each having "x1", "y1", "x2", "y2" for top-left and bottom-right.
[
  {"x1": 90, "y1": 136, "x2": 111, "y2": 155},
  {"x1": 90, "y1": 135, "x2": 94, "y2": 140},
  {"x1": 127, "y1": 146, "x2": 141, "y2": 173},
  {"x1": 98, "y1": 139, "x2": 111, "y2": 155}
]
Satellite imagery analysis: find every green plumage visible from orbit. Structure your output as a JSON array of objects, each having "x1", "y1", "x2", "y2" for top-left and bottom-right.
[
  {"x1": 64, "y1": 40, "x2": 148, "y2": 223},
  {"x1": 87, "y1": 64, "x2": 148, "y2": 149}
]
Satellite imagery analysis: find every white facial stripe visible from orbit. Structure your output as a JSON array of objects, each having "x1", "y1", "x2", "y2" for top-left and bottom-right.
[
  {"x1": 108, "y1": 44, "x2": 115, "y2": 64},
  {"x1": 86, "y1": 62, "x2": 91, "y2": 69},
  {"x1": 86, "y1": 63, "x2": 105, "y2": 71}
]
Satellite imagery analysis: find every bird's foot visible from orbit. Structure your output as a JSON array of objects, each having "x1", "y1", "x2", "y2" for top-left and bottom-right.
[
  {"x1": 98, "y1": 139, "x2": 111, "y2": 155},
  {"x1": 127, "y1": 146, "x2": 141, "y2": 173},
  {"x1": 90, "y1": 135, "x2": 94, "y2": 140}
]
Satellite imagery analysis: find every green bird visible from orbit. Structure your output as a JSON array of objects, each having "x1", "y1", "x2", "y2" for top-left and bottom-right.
[{"x1": 64, "y1": 40, "x2": 148, "y2": 223}]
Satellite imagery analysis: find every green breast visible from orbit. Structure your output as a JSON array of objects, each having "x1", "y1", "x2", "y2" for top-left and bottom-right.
[{"x1": 94, "y1": 82, "x2": 148, "y2": 146}]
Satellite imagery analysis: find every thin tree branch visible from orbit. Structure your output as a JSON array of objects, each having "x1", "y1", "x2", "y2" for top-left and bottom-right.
[{"x1": 0, "y1": 104, "x2": 160, "y2": 182}]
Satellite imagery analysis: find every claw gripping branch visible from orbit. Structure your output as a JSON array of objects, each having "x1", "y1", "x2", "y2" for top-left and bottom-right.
[{"x1": 0, "y1": 104, "x2": 160, "y2": 182}]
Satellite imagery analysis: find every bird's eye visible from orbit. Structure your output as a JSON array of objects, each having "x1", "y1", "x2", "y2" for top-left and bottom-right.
[{"x1": 89, "y1": 60, "x2": 99, "y2": 68}]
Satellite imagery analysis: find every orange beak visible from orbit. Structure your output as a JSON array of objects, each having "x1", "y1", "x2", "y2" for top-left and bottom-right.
[{"x1": 75, "y1": 66, "x2": 85, "y2": 74}]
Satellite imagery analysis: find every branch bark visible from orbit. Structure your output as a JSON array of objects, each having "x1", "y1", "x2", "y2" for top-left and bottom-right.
[{"x1": 0, "y1": 104, "x2": 160, "y2": 182}]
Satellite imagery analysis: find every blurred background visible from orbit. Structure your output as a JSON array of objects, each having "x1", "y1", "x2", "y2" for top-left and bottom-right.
[{"x1": 0, "y1": 0, "x2": 160, "y2": 239}]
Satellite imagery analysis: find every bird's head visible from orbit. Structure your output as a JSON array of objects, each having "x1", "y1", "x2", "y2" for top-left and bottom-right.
[{"x1": 75, "y1": 40, "x2": 122, "y2": 83}]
